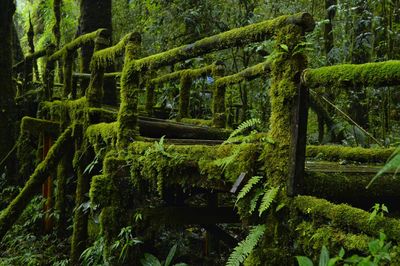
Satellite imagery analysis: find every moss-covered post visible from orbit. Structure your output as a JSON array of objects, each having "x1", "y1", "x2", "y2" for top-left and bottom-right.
[
  {"x1": 86, "y1": 29, "x2": 111, "y2": 107},
  {"x1": 212, "y1": 61, "x2": 226, "y2": 128},
  {"x1": 117, "y1": 32, "x2": 142, "y2": 149},
  {"x1": 179, "y1": 71, "x2": 192, "y2": 119},
  {"x1": 70, "y1": 127, "x2": 94, "y2": 265},
  {"x1": 62, "y1": 49, "x2": 74, "y2": 98},
  {"x1": 145, "y1": 82, "x2": 156, "y2": 116},
  {"x1": 43, "y1": 44, "x2": 56, "y2": 100},
  {"x1": 245, "y1": 16, "x2": 314, "y2": 264}
]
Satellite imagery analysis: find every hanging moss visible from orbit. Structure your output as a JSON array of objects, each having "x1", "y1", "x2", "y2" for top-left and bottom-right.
[
  {"x1": 303, "y1": 60, "x2": 400, "y2": 88},
  {"x1": 128, "y1": 140, "x2": 261, "y2": 196},
  {"x1": 306, "y1": 145, "x2": 395, "y2": 163}
]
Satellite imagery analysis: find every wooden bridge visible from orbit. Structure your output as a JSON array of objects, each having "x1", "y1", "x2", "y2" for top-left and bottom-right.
[{"x1": 2, "y1": 12, "x2": 400, "y2": 265}]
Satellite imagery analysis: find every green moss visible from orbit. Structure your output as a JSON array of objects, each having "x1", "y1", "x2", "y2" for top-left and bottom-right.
[
  {"x1": 123, "y1": 13, "x2": 313, "y2": 74},
  {"x1": 90, "y1": 175, "x2": 112, "y2": 208},
  {"x1": 20, "y1": 116, "x2": 60, "y2": 137},
  {"x1": 48, "y1": 29, "x2": 103, "y2": 62},
  {"x1": 127, "y1": 141, "x2": 261, "y2": 196},
  {"x1": 295, "y1": 221, "x2": 370, "y2": 259},
  {"x1": 212, "y1": 61, "x2": 226, "y2": 128},
  {"x1": 86, "y1": 122, "x2": 118, "y2": 153},
  {"x1": 294, "y1": 195, "x2": 400, "y2": 242},
  {"x1": 150, "y1": 64, "x2": 214, "y2": 85},
  {"x1": 178, "y1": 72, "x2": 192, "y2": 119},
  {"x1": 91, "y1": 32, "x2": 136, "y2": 70},
  {"x1": 0, "y1": 127, "x2": 73, "y2": 240},
  {"x1": 306, "y1": 145, "x2": 395, "y2": 163},
  {"x1": 179, "y1": 118, "x2": 212, "y2": 127},
  {"x1": 216, "y1": 61, "x2": 271, "y2": 87},
  {"x1": 117, "y1": 33, "x2": 141, "y2": 149},
  {"x1": 303, "y1": 60, "x2": 400, "y2": 88}
]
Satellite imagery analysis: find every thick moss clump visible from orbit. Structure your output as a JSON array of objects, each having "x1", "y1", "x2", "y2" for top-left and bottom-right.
[
  {"x1": 86, "y1": 122, "x2": 118, "y2": 153},
  {"x1": 128, "y1": 141, "x2": 261, "y2": 195},
  {"x1": 306, "y1": 145, "x2": 395, "y2": 163},
  {"x1": 216, "y1": 61, "x2": 271, "y2": 87},
  {"x1": 303, "y1": 60, "x2": 400, "y2": 88},
  {"x1": 294, "y1": 195, "x2": 400, "y2": 242}
]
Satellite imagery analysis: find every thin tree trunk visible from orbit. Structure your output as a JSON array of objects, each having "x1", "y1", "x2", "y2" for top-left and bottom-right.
[{"x1": 0, "y1": 0, "x2": 17, "y2": 180}]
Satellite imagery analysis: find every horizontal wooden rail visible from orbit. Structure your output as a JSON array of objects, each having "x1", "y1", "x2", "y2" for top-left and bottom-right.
[
  {"x1": 48, "y1": 29, "x2": 104, "y2": 61},
  {"x1": 127, "y1": 12, "x2": 314, "y2": 73},
  {"x1": 215, "y1": 61, "x2": 271, "y2": 87},
  {"x1": 150, "y1": 64, "x2": 214, "y2": 85},
  {"x1": 302, "y1": 60, "x2": 400, "y2": 88},
  {"x1": 13, "y1": 48, "x2": 47, "y2": 70}
]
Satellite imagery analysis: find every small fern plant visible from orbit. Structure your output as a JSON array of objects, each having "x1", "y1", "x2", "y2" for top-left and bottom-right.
[
  {"x1": 367, "y1": 146, "x2": 400, "y2": 189},
  {"x1": 226, "y1": 177, "x2": 280, "y2": 265}
]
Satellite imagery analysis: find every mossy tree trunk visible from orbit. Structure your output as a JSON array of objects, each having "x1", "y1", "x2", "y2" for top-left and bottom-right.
[
  {"x1": 78, "y1": 0, "x2": 116, "y2": 105},
  {"x1": 0, "y1": 0, "x2": 17, "y2": 180}
]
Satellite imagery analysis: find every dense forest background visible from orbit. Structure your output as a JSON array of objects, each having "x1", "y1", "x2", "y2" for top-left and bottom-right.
[{"x1": 2, "y1": 0, "x2": 400, "y2": 265}]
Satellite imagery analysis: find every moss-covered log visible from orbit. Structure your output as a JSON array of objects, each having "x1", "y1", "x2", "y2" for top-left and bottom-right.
[
  {"x1": 303, "y1": 60, "x2": 400, "y2": 88},
  {"x1": 303, "y1": 170, "x2": 400, "y2": 208},
  {"x1": 138, "y1": 117, "x2": 231, "y2": 139},
  {"x1": 0, "y1": 127, "x2": 73, "y2": 240},
  {"x1": 293, "y1": 195, "x2": 400, "y2": 242},
  {"x1": 150, "y1": 64, "x2": 214, "y2": 85},
  {"x1": 306, "y1": 145, "x2": 395, "y2": 163}
]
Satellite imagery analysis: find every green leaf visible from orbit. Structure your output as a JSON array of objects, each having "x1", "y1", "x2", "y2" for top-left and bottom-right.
[
  {"x1": 165, "y1": 244, "x2": 177, "y2": 266},
  {"x1": 367, "y1": 146, "x2": 400, "y2": 188},
  {"x1": 236, "y1": 176, "x2": 263, "y2": 204},
  {"x1": 295, "y1": 256, "x2": 314, "y2": 266},
  {"x1": 258, "y1": 186, "x2": 279, "y2": 217},
  {"x1": 141, "y1": 253, "x2": 162, "y2": 266},
  {"x1": 319, "y1": 246, "x2": 329, "y2": 266},
  {"x1": 280, "y1": 44, "x2": 289, "y2": 52},
  {"x1": 226, "y1": 225, "x2": 266, "y2": 266}
]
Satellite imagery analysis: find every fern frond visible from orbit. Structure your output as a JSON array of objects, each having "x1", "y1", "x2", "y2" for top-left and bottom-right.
[
  {"x1": 223, "y1": 118, "x2": 261, "y2": 145},
  {"x1": 235, "y1": 176, "x2": 263, "y2": 204},
  {"x1": 214, "y1": 148, "x2": 241, "y2": 171},
  {"x1": 248, "y1": 189, "x2": 264, "y2": 215},
  {"x1": 226, "y1": 224, "x2": 266, "y2": 266},
  {"x1": 258, "y1": 186, "x2": 279, "y2": 217},
  {"x1": 367, "y1": 146, "x2": 400, "y2": 188}
]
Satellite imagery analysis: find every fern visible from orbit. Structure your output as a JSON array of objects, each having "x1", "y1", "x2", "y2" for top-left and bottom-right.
[
  {"x1": 235, "y1": 176, "x2": 263, "y2": 204},
  {"x1": 214, "y1": 148, "x2": 241, "y2": 171},
  {"x1": 248, "y1": 189, "x2": 264, "y2": 215},
  {"x1": 258, "y1": 186, "x2": 279, "y2": 217},
  {"x1": 226, "y1": 224, "x2": 266, "y2": 266},
  {"x1": 223, "y1": 118, "x2": 261, "y2": 145},
  {"x1": 367, "y1": 146, "x2": 400, "y2": 188}
]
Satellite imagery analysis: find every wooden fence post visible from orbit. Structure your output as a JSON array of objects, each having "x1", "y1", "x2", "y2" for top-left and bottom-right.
[
  {"x1": 44, "y1": 44, "x2": 56, "y2": 100},
  {"x1": 212, "y1": 61, "x2": 226, "y2": 128}
]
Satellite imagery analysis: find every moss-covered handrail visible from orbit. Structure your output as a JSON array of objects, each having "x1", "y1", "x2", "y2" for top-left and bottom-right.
[
  {"x1": 48, "y1": 29, "x2": 104, "y2": 62},
  {"x1": 12, "y1": 48, "x2": 47, "y2": 70},
  {"x1": 306, "y1": 145, "x2": 395, "y2": 163},
  {"x1": 150, "y1": 64, "x2": 214, "y2": 85},
  {"x1": 90, "y1": 32, "x2": 137, "y2": 69},
  {"x1": 215, "y1": 61, "x2": 271, "y2": 88},
  {"x1": 126, "y1": 13, "x2": 314, "y2": 74},
  {"x1": 294, "y1": 195, "x2": 400, "y2": 242},
  {"x1": 0, "y1": 126, "x2": 73, "y2": 240},
  {"x1": 302, "y1": 60, "x2": 400, "y2": 88}
]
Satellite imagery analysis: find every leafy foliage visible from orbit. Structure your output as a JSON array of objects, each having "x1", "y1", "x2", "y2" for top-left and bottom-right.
[
  {"x1": 226, "y1": 225, "x2": 266, "y2": 266},
  {"x1": 140, "y1": 244, "x2": 188, "y2": 266}
]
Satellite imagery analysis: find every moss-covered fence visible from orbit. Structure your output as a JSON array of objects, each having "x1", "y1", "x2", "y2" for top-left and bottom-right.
[{"x1": 3, "y1": 11, "x2": 400, "y2": 265}]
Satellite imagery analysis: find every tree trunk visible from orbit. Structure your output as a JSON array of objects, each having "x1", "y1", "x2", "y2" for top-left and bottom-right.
[
  {"x1": 0, "y1": 0, "x2": 16, "y2": 180},
  {"x1": 78, "y1": 0, "x2": 116, "y2": 105}
]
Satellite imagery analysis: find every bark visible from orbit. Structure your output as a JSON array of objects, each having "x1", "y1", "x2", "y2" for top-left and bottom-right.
[
  {"x1": 78, "y1": 0, "x2": 115, "y2": 105},
  {"x1": 0, "y1": 0, "x2": 17, "y2": 180}
]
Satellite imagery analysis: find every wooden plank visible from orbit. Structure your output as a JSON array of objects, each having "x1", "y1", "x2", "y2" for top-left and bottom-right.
[
  {"x1": 141, "y1": 207, "x2": 240, "y2": 225},
  {"x1": 305, "y1": 161, "x2": 397, "y2": 174},
  {"x1": 230, "y1": 172, "x2": 247, "y2": 193},
  {"x1": 287, "y1": 81, "x2": 309, "y2": 196}
]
